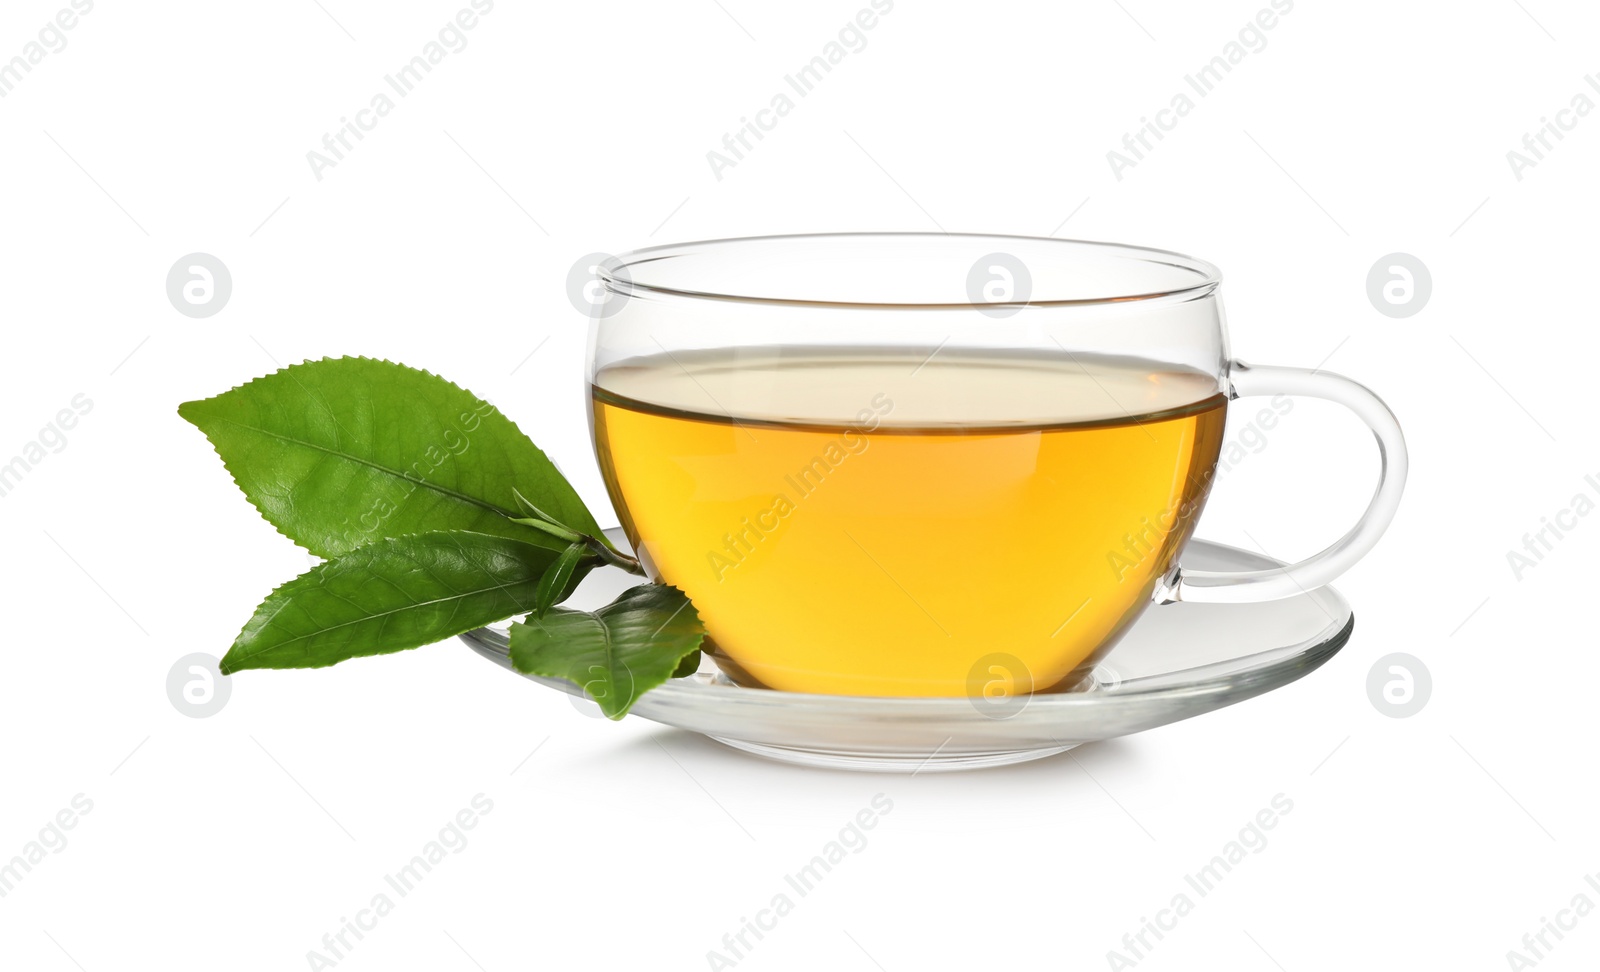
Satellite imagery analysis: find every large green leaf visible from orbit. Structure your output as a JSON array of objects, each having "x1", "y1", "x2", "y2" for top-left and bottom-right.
[
  {"x1": 221, "y1": 531, "x2": 557, "y2": 674},
  {"x1": 179, "y1": 357, "x2": 604, "y2": 559},
  {"x1": 508, "y1": 584, "x2": 705, "y2": 719}
]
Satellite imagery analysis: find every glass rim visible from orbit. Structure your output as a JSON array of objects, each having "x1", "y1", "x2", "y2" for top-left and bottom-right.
[{"x1": 598, "y1": 232, "x2": 1223, "y2": 310}]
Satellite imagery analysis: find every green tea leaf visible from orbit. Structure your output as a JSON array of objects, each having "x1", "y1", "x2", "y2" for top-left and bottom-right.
[
  {"x1": 672, "y1": 650, "x2": 702, "y2": 679},
  {"x1": 534, "y1": 542, "x2": 590, "y2": 619},
  {"x1": 508, "y1": 584, "x2": 705, "y2": 719},
  {"x1": 512, "y1": 486, "x2": 562, "y2": 526},
  {"x1": 505, "y1": 514, "x2": 584, "y2": 545},
  {"x1": 516, "y1": 485, "x2": 621, "y2": 553},
  {"x1": 179, "y1": 357, "x2": 605, "y2": 558},
  {"x1": 221, "y1": 531, "x2": 557, "y2": 674}
]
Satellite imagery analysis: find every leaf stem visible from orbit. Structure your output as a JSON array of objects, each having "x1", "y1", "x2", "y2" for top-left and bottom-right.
[
  {"x1": 588, "y1": 536, "x2": 647, "y2": 576},
  {"x1": 508, "y1": 514, "x2": 644, "y2": 575}
]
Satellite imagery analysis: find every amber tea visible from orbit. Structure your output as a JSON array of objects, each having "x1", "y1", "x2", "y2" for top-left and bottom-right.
[{"x1": 593, "y1": 347, "x2": 1226, "y2": 697}]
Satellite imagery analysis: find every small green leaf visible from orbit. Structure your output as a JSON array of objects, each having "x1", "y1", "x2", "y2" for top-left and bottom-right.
[
  {"x1": 534, "y1": 542, "x2": 590, "y2": 618},
  {"x1": 505, "y1": 515, "x2": 584, "y2": 545},
  {"x1": 508, "y1": 584, "x2": 704, "y2": 719},
  {"x1": 512, "y1": 486, "x2": 561, "y2": 525},
  {"x1": 221, "y1": 531, "x2": 557, "y2": 674},
  {"x1": 179, "y1": 357, "x2": 606, "y2": 558},
  {"x1": 518, "y1": 483, "x2": 620, "y2": 553},
  {"x1": 672, "y1": 650, "x2": 702, "y2": 679}
]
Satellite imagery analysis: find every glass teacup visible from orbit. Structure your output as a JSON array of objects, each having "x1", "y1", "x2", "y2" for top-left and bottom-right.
[{"x1": 584, "y1": 234, "x2": 1406, "y2": 698}]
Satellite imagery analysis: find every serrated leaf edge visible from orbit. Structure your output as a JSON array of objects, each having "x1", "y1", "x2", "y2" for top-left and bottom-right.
[
  {"x1": 178, "y1": 355, "x2": 598, "y2": 558},
  {"x1": 219, "y1": 529, "x2": 553, "y2": 674}
]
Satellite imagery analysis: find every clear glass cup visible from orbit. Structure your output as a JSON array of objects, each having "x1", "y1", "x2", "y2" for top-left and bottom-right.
[{"x1": 584, "y1": 233, "x2": 1406, "y2": 699}]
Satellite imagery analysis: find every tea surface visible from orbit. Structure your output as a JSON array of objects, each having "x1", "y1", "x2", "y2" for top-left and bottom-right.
[{"x1": 593, "y1": 347, "x2": 1226, "y2": 696}]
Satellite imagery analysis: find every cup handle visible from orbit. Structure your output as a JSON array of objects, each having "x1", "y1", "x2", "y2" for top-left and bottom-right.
[{"x1": 1158, "y1": 359, "x2": 1408, "y2": 604}]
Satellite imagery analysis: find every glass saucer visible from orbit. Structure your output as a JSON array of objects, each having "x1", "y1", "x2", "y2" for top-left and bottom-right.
[{"x1": 459, "y1": 536, "x2": 1352, "y2": 773}]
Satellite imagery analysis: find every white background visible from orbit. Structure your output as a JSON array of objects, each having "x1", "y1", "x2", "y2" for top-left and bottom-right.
[{"x1": 2, "y1": 0, "x2": 1596, "y2": 969}]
